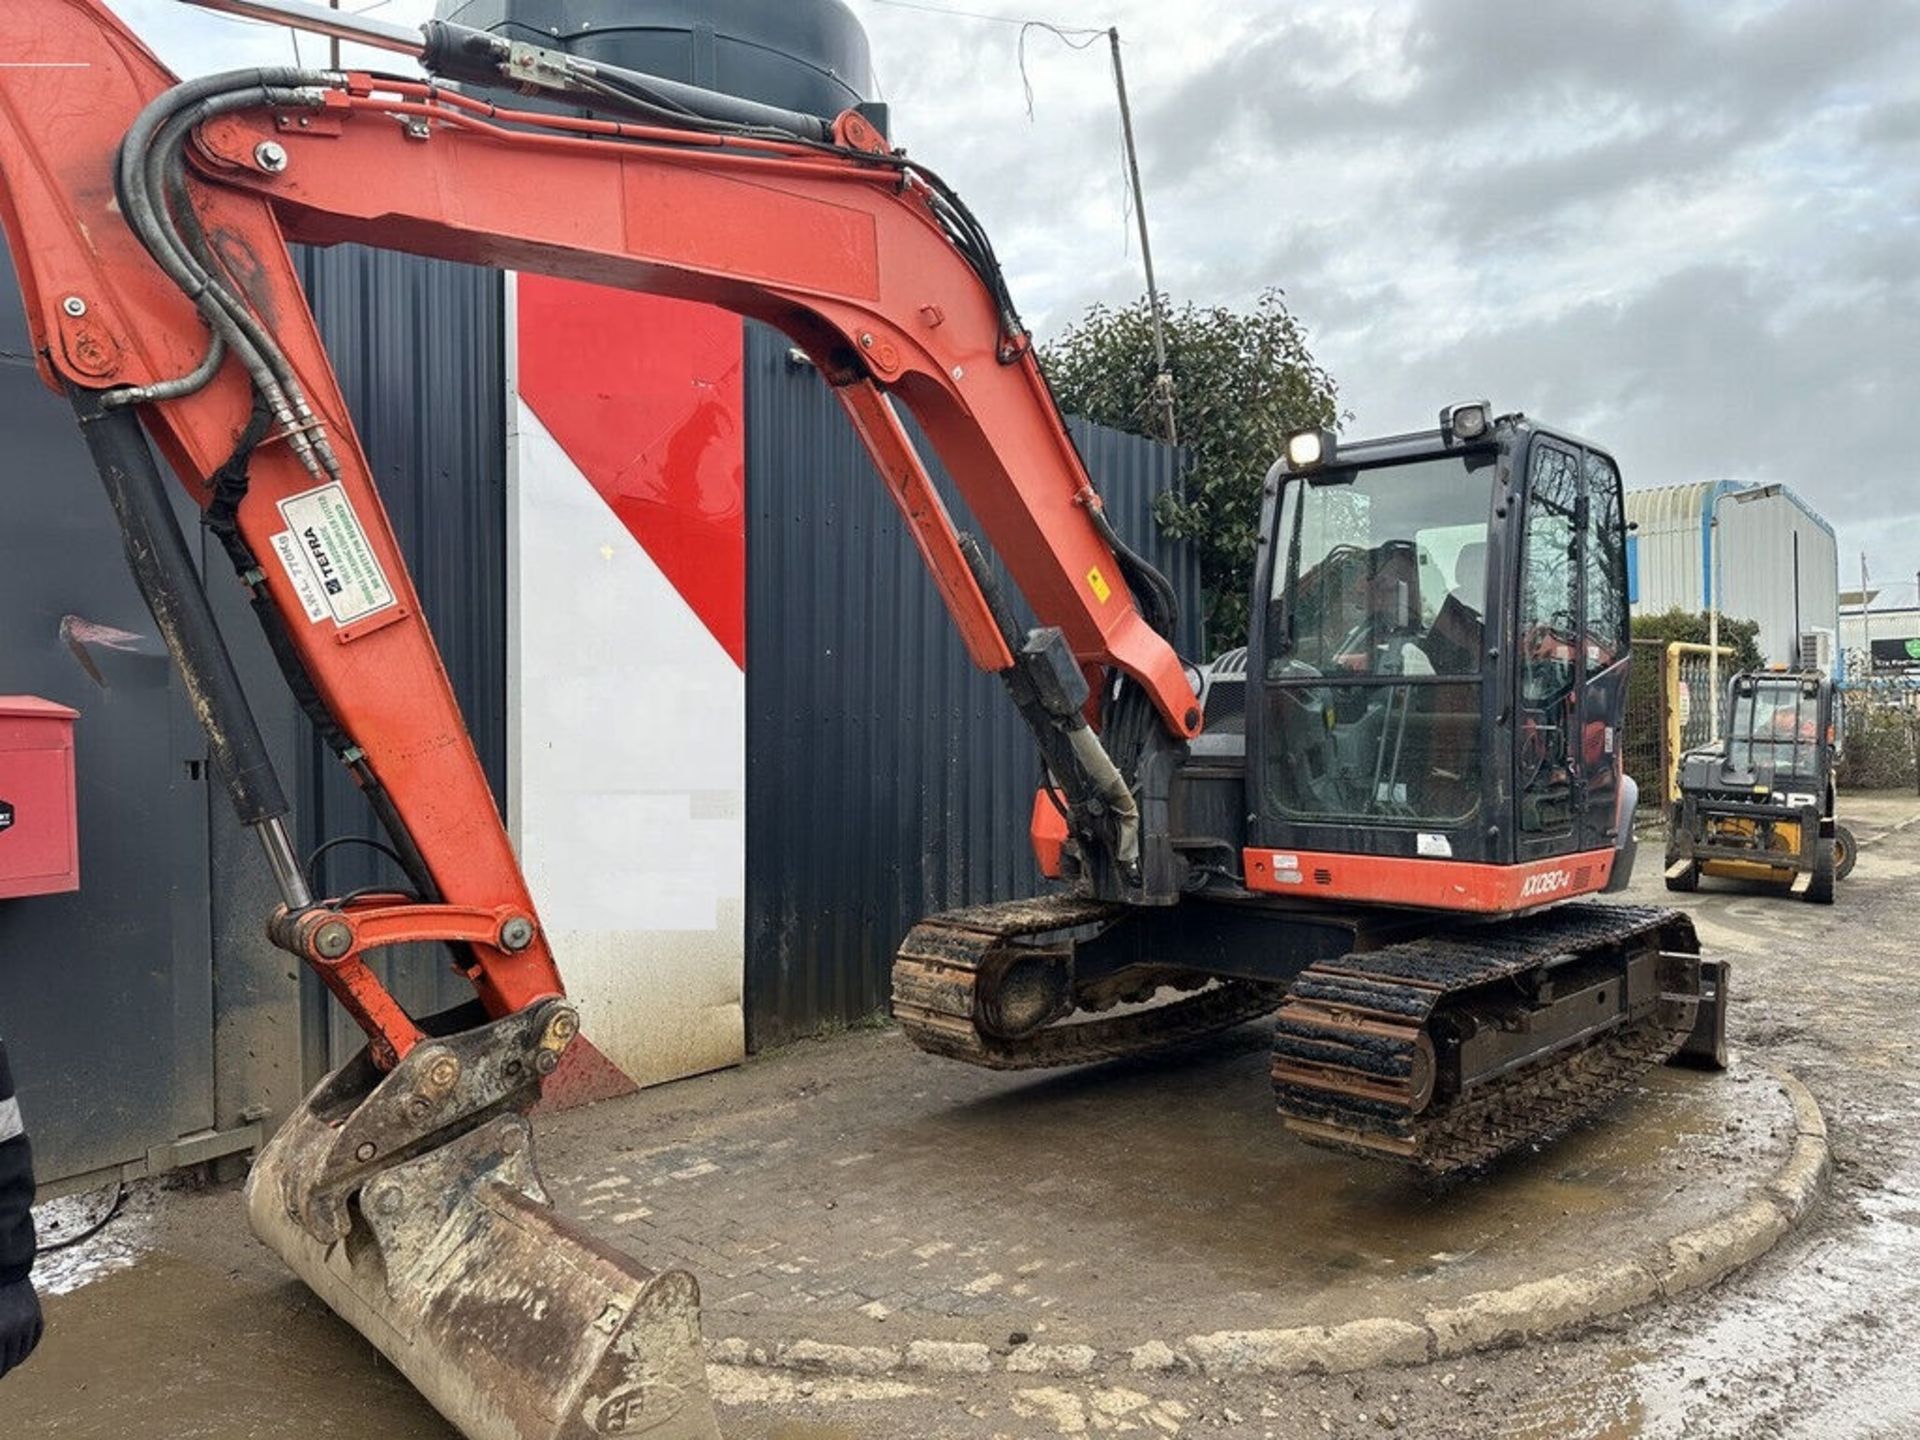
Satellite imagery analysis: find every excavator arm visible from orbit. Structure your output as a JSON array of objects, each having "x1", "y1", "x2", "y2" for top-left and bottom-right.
[
  {"x1": 0, "y1": 3, "x2": 1199, "y2": 1436},
  {"x1": 0, "y1": 0, "x2": 1199, "y2": 1064}
]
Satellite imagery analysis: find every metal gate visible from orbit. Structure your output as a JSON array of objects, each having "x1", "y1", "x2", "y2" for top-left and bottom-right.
[{"x1": 1623, "y1": 639, "x2": 1734, "y2": 833}]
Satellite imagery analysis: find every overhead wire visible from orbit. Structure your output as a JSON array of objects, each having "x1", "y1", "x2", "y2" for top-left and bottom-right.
[
  {"x1": 1016, "y1": 21, "x2": 1105, "y2": 121},
  {"x1": 866, "y1": 0, "x2": 1090, "y2": 27},
  {"x1": 864, "y1": 1, "x2": 1174, "y2": 442}
]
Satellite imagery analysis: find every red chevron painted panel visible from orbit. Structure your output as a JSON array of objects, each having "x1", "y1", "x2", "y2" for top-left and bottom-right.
[{"x1": 516, "y1": 276, "x2": 747, "y2": 668}]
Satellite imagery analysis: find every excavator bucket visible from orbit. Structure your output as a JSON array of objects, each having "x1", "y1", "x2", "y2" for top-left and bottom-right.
[{"x1": 245, "y1": 999, "x2": 721, "y2": 1440}]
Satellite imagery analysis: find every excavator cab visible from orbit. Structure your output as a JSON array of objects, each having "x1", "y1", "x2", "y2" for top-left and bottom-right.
[{"x1": 1243, "y1": 405, "x2": 1638, "y2": 913}]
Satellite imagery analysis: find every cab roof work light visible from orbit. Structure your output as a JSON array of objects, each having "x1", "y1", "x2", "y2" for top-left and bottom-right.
[
  {"x1": 1284, "y1": 427, "x2": 1336, "y2": 471},
  {"x1": 1440, "y1": 400, "x2": 1492, "y2": 443}
]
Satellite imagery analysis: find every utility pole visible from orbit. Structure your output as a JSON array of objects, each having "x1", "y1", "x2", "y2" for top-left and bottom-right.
[
  {"x1": 1707, "y1": 492, "x2": 1733, "y2": 740},
  {"x1": 1861, "y1": 552, "x2": 1871, "y2": 655},
  {"x1": 1107, "y1": 28, "x2": 1175, "y2": 446}
]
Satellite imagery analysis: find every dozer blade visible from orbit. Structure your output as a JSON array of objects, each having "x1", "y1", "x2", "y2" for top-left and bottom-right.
[{"x1": 245, "y1": 998, "x2": 721, "y2": 1440}]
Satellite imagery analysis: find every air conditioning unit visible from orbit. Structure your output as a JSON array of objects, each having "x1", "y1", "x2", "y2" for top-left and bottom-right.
[{"x1": 1796, "y1": 627, "x2": 1834, "y2": 675}]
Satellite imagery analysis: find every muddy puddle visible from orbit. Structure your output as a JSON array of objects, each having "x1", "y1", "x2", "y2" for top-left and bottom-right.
[
  {"x1": 864, "y1": 1042, "x2": 1781, "y2": 1324},
  {"x1": 9, "y1": 1252, "x2": 454, "y2": 1439}
]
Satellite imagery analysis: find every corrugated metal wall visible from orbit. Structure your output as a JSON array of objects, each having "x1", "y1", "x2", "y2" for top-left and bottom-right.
[
  {"x1": 1626, "y1": 480, "x2": 1840, "y2": 667},
  {"x1": 0, "y1": 242, "x2": 217, "y2": 1187},
  {"x1": 289, "y1": 246, "x2": 510, "y2": 1065},
  {"x1": 741, "y1": 325, "x2": 1198, "y2": 1047}
]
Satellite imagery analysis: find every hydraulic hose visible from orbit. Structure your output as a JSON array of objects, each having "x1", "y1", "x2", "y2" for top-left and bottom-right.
[
  {"x1": 113, "y1": 71, "x2": 338, "y2": 473},
  {"x1": 100, "y1": 330, "x2": 225, "y2": 409},
  {"x1": 105, "y1": 69, "x2": 444, "y2": 909},
  {"x1": 1066, "y1": 720, "x2": 1141, "y2": 872},
  {"x1": 68, "y1": 388, "x2": 311, "y2": 910}
]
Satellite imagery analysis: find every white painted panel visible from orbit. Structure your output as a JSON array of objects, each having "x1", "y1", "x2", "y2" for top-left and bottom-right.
[
  {"x1": 1628, "y1": 482, "x2": 1839, "y2": 670},
  {"x1": 507, "y1": 397, "x2": 745, "y2": 1087}
]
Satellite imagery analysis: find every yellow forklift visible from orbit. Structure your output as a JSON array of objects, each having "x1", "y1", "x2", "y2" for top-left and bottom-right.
[{"x1": 1666, "y1": 668, "x2": 1855, "y2": 903}]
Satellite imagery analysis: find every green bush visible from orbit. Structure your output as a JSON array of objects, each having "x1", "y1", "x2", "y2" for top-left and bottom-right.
[
  {"x1": 1629, "y1": 608, "x2": 1765, "y2": 672},
  {"x1": 1840, "y1": 698, "x2": 1919, "y2": 791},
  {"x1": 1040, "y1": 290, "x2": 1340, "y2": 657}
]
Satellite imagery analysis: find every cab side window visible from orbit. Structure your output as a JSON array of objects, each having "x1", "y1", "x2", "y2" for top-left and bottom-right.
[
  {"x1": 1582, "y1": 453, "x2": 1628, "y2": 671},
  {"x1": 1519, "y1": 442, "x2": 1581, "y2": 705}
]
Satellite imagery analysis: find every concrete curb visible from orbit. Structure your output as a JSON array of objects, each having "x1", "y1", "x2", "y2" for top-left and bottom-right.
[{"x1": 708, "y1": 1070, "x2": 1828, "y2": 1382}]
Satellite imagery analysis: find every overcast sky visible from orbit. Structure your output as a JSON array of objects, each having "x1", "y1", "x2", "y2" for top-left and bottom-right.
[{"x1": 116, "y1": 0, "x2": 1920, "y2": 604}]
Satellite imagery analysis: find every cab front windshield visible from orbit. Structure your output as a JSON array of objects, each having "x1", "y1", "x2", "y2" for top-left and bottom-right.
[
  {"x1": 1269, "y1": 456, "x2": 1495, "y2": 680},
  {"x1": 1264, "y1": 455, "x2": 1495, "y2": 826}
]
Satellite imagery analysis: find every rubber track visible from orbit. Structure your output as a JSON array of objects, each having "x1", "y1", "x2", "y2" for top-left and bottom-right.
[
  {"x1": 892, "y1": 893, "x2": 1283, "y2": 1071},
  {"x1": 1272, "y1": 903, "x2": 1701, "y2": 1175}
]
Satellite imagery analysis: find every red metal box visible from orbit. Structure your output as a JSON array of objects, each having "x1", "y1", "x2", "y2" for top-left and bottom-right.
[{"x1": 0, "y1": 695, "x2": 80, "y2": 899}]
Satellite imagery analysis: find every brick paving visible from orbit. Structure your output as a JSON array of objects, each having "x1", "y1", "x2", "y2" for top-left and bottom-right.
[{"x1": 535, "y1": 1009, "x2": 1790, "y2": 1355}]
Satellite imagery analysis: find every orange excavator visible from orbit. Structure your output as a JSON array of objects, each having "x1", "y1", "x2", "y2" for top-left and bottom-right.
[{"x1": 0, "y1": 1, "x2": 1725, "y2": 1435}]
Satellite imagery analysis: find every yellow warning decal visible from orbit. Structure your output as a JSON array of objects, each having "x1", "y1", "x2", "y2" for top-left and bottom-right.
[{"x1": 1087, "y1": 566, "x2": 1112, "y2": 604}]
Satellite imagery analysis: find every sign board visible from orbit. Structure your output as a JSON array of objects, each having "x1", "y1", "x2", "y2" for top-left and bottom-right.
[{"x1": 1870, "y1": 636, "x2": 1920, "y2": 673}]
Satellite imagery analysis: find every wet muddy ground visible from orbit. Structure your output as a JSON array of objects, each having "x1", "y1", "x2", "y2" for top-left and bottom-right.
[
  {"x1": 530, "y1": 997, "x2": 1789, "y2": 1353},
  {"x1": 10, "y1": 791, "x2": 1920, "y2": 1438}
]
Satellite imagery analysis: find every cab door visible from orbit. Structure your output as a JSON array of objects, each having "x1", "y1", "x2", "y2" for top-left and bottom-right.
[
  {"x1": 1574, "y1": 451, "x2": 1631, "y2": 852},
  {"x1": 1514, "y1": 439, "x2": 1584, "y2": 858},
  {"x1": 1513, "y1": 438, "x2": 1630, "y2": 861}
]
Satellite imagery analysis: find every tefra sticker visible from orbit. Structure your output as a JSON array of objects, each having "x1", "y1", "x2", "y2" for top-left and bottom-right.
[
  {"x1": 1086, "y1": 565, "x2": 1112, "y2": 604},
  {"x1": 271, "y1": 482, "x2": 397, "y2": 626}
]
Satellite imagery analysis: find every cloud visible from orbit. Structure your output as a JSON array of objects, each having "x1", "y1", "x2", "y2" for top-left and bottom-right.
[
  {"x1": 95, "y1": 0, "x2": 1920, "y2": 600},
  {"x1": 1101, "y1": 0, "x2": 1920, "y2": 591}
]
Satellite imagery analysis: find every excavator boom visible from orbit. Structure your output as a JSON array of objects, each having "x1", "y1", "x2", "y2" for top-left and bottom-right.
[
  {"x1": 0, "y1": 3, "x2": 1203, "y2": 1435},
  {"x1": 0, "y1": 0, "x2": 1200, "y2": 1063}
]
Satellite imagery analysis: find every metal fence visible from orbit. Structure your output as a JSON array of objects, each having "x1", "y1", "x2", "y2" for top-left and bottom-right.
[
  {"x1": 1623, "y1": 639, "x2": 1667, "y2": 819},
  {"x1": 1840, "y1": 649, "x2": 1920, "y2": 792},
  {"x1": 1625, "y1": 641, "x2": 1734, "y2": 833}
]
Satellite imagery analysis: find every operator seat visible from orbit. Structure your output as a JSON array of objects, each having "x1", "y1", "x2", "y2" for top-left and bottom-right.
[
  {"x1": 1404, "y1": 541, "x2": 1488, "y2": 819},
  {"x1": 1420, "y1": 541, "x2": 1487, "y2": 677}
]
